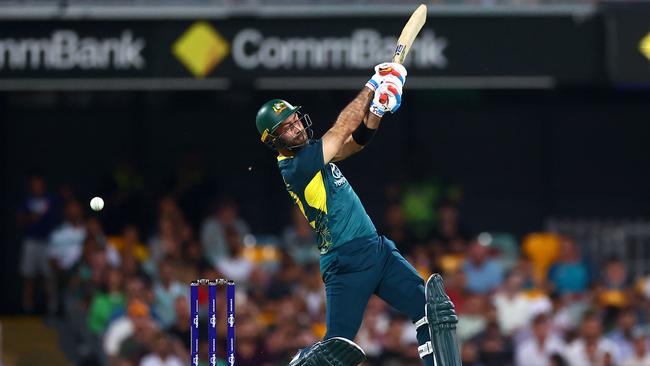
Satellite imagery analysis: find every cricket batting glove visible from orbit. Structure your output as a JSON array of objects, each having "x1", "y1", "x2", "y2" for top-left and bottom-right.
[
  {"x1": 369, "y1": 82, "x2": 402, "y2": 117},
  {"x1": 365, "y1": 62, "x2": 408, "y2": 91}
]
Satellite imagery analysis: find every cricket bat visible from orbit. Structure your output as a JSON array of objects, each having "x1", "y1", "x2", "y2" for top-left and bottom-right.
[{"x1": 392, "y1": 4, "x2": 428, "y2": 64}]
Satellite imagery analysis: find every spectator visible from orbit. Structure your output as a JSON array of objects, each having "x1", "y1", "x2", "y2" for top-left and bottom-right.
[
  {"x1": 410, "y1": 245, "x2": 435, "y2": 280},
  {"x1": 547, "y1": 237, "x2": 589, "y2": 296},
  {"x1": 139, "y1": 333, "x2": 184, "y2": 366},
  {"x1": 48, "y1": 200, "x2": 86, "y2": 315},
  {"x1": 476, "y1": 321, "x2": 514, "y2": 366},
  {"x1": 296, "y1": 265, "x2": 325, "y2": 320},
  {"x1": 494, "y1": 269, "x2": 533, "y2": 336},
  {"x1": 215, "y1": 227, "x2": 255, "y2": 283},
  {"x1": 117, "y1": 316, "x2": 159, "y2": 366},
  {"x1": 109, "y1": 225, "x2": 149, "y2": 264},
  {"x1": 463, "y1": 240, "x2": 504, "y2": 294},
  {"x1": 88, "y1": 268, "x2": 126, "y2": 336},
  {"x1": 153, "y1": 198, "x2": 195, "y2": 264},
  {"x1": 48, "y1": 200, "x2": 86, "y2": 270},
  {"x1": 282, "y1": 208, "x2": 320, "y2": 266},
  {"x1": 258, "y1": 296, "x2": 311, "y2": 364},
  {"x1": 167, "y1": 296, "x2": 190, "y2": 351},
  {"x1": 175, "y1": 240, "x2": 203, "y2": 285},
  {"x1": 152, "y1": 257, "x2": 184, "y2": 329},
  {"x1": 376, "y1": 317, "x2": 410, "y2": 365},
  {"x1": 462, "y1": 342, "x2": 486, "y2": 366},
  {"x1": 17, "y1": 175, "x2": 58, "y2": 313},
  {"x1": 430, "y1": 202, "x2": 468, "y2": 250},
  {"x1": 437, "y1": 238, "x2": 467, "y2": 274},
  {"x1": 549, "y1": 353, "x2": 569, "y2": 366},
  {"x1": 564, "y1": 312, "x2": 620, "y2": 366},
  {"x1": 515, "y1": 313, "x2": 566, "y2": 366},
  {"x1": 457, "y1": 294, "x2": 488, "y2": 342},
  {"x1": 598, "y1": 256, "x2": 631, "y2": 322},
  {"x1": 548, "y1": 293, "x2": 590, "y2": 335},
  {"x1": 382, "y1": 203, "x2": 418, "y2": 255},
  {"x1": 86, "y1": 217, "x2": 121, "y2": 267},
  {"x1": 67, "y1": 236, "x2": 108, "y2": 311},
  {"x1": 103, "y1": 299, "x2": 154, "y2": 364},
  {"x1": 200, "y1": 198, "x2": 250, "y2": 262},
  {"x1": 265, "y1": 251, "x2": 302, "y2": 300},
  {"x1": 622, "y1": 335, "x2": 650, "y2": 366},
  {"x1": 108, "y1": 276, "x2": 156, "y2": 326},
  {"x1": 608, "y1": 308, "x2": 641, "y2": 362},
  {"x1": 232, "y1": 302, "x2": 266, "y2": 365},
  {"x1": 356, "y1": 296, "x2": 390, "y2": 361}
]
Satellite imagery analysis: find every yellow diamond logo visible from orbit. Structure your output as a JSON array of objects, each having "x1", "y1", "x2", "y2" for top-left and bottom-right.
[
  {"x1": 172, "y1": 21, "x2": 229, "y2": 78},
  {"x1": 641, "y1": 32, "x2": 650, "y2": 61}
]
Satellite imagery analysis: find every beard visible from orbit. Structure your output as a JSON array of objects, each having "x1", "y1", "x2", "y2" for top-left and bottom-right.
[{"x1": 287, "y1": 130, "x2": 308, "y2": 147}]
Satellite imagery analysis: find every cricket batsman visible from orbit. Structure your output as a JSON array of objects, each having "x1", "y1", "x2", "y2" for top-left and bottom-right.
[{"x1": 255, "y1": 63, "x2": 461, "y2": 366}]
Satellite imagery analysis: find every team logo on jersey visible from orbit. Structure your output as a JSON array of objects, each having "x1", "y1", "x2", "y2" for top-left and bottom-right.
[
  {"x1": 272, "y1": 102, "x2": 288, "y2": 114},
  {"x1": 330, "y1": 163, "x2": 347, "y2": 187}
]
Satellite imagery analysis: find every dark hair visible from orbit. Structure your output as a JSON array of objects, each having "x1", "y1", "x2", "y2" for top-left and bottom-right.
[
  {"x1": 532, "y1": 312, "x2": 549, "y2": 326},
  {"x1": 605, "y1": 254, "x2": 623, "y2": 266},
  {"x1": 550, "y1": 353, "x2": 567, "y2": 366}
]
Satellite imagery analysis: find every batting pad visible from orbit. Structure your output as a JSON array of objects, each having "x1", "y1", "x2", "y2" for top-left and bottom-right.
[
  {"x1": 425, "y1": 273, "x2": 462, "y2": 366},
  {"x1": 289, "y1": 337, "x2": 366, "y2": 366}
]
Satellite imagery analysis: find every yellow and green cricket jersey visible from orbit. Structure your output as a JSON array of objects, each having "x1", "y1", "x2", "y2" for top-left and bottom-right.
[{"x1": 277, "y1": 139, "x2": 377, "y2": 271}]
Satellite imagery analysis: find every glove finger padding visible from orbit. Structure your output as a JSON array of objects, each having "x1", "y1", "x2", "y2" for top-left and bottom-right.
[
  {"x1": 367, "y1": 62, "x2": 407, "y2": 91},
  {"x1": 370, "y1": 83, "x2": 402, "y2": 117},
  {"x1": 375, "y1": 62, "x2": 407, "y2": 86}
]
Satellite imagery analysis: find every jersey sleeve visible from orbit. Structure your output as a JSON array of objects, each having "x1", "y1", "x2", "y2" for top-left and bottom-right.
[{"x1": 282, "y1": 139, "x2": 326, "y2": 187}]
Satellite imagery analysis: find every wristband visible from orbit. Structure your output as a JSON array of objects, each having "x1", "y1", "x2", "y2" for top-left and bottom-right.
[{"x1": 352, "y1": 122, "x2": 377, "y2": 146}]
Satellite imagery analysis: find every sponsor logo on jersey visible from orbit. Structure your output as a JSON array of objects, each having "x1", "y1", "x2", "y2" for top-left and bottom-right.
[{"x1": 330, "y1": 163, "x2": 347, "y2": 187}]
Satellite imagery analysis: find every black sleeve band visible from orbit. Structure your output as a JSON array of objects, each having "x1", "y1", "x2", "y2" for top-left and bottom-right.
[{"x1": 352, "y1": 123, "x2": 377, "y2": 146}]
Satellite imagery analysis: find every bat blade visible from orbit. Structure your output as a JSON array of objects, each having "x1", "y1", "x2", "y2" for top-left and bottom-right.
[{"x1": 392, "y1": 4, "x2": 427, "y2": 64}]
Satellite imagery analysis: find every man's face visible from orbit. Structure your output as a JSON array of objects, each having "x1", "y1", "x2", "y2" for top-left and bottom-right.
[
  {"x1": 29, "y1": 176, "x2": 46, "y2": 196},
  {"x1": 275, "y1": 112, "x2": 307, "y2": 147},
  {"x1": 65, "y1": 201, "x2": 84, "y2": 223},
  {"x1": 533, "y1": 318, "x2": 550, "y2": 339},
  {"x1": 582, "y1": 318, "x2": 602, "y2": 340}
]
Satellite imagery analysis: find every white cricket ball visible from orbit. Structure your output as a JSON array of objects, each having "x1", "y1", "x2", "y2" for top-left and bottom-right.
[{"x1": 90, "y1": 197, "x2": 104, "y2": 211}]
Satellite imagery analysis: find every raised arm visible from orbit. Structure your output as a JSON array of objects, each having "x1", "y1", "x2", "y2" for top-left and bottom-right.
[
  {"x1": 322, "y1": 62, "x2": 407, "y2": 164},
  {"x1": 331, "y1": 112, "x2": 382, "y2": 162},
  {"x1": 321, "y1": 87, "x2": 375, "y2": 164}
]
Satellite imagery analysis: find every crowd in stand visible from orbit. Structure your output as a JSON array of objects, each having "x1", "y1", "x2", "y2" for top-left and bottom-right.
[{"x1": 16, "y1": 173, "x2": 650, "y2": 366}]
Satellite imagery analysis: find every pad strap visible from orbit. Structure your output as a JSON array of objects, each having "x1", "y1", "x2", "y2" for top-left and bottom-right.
[
  {"x1": 414, "y1": 316, "x2": 428, "y2": 330},
  {"x1": 418, "y1": 341, "x2": 434, "y2": 358}
]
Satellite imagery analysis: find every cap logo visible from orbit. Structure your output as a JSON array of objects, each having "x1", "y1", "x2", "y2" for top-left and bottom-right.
[{"x1": 272, "y1": 102, "x2": 288, "y2": 114}]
